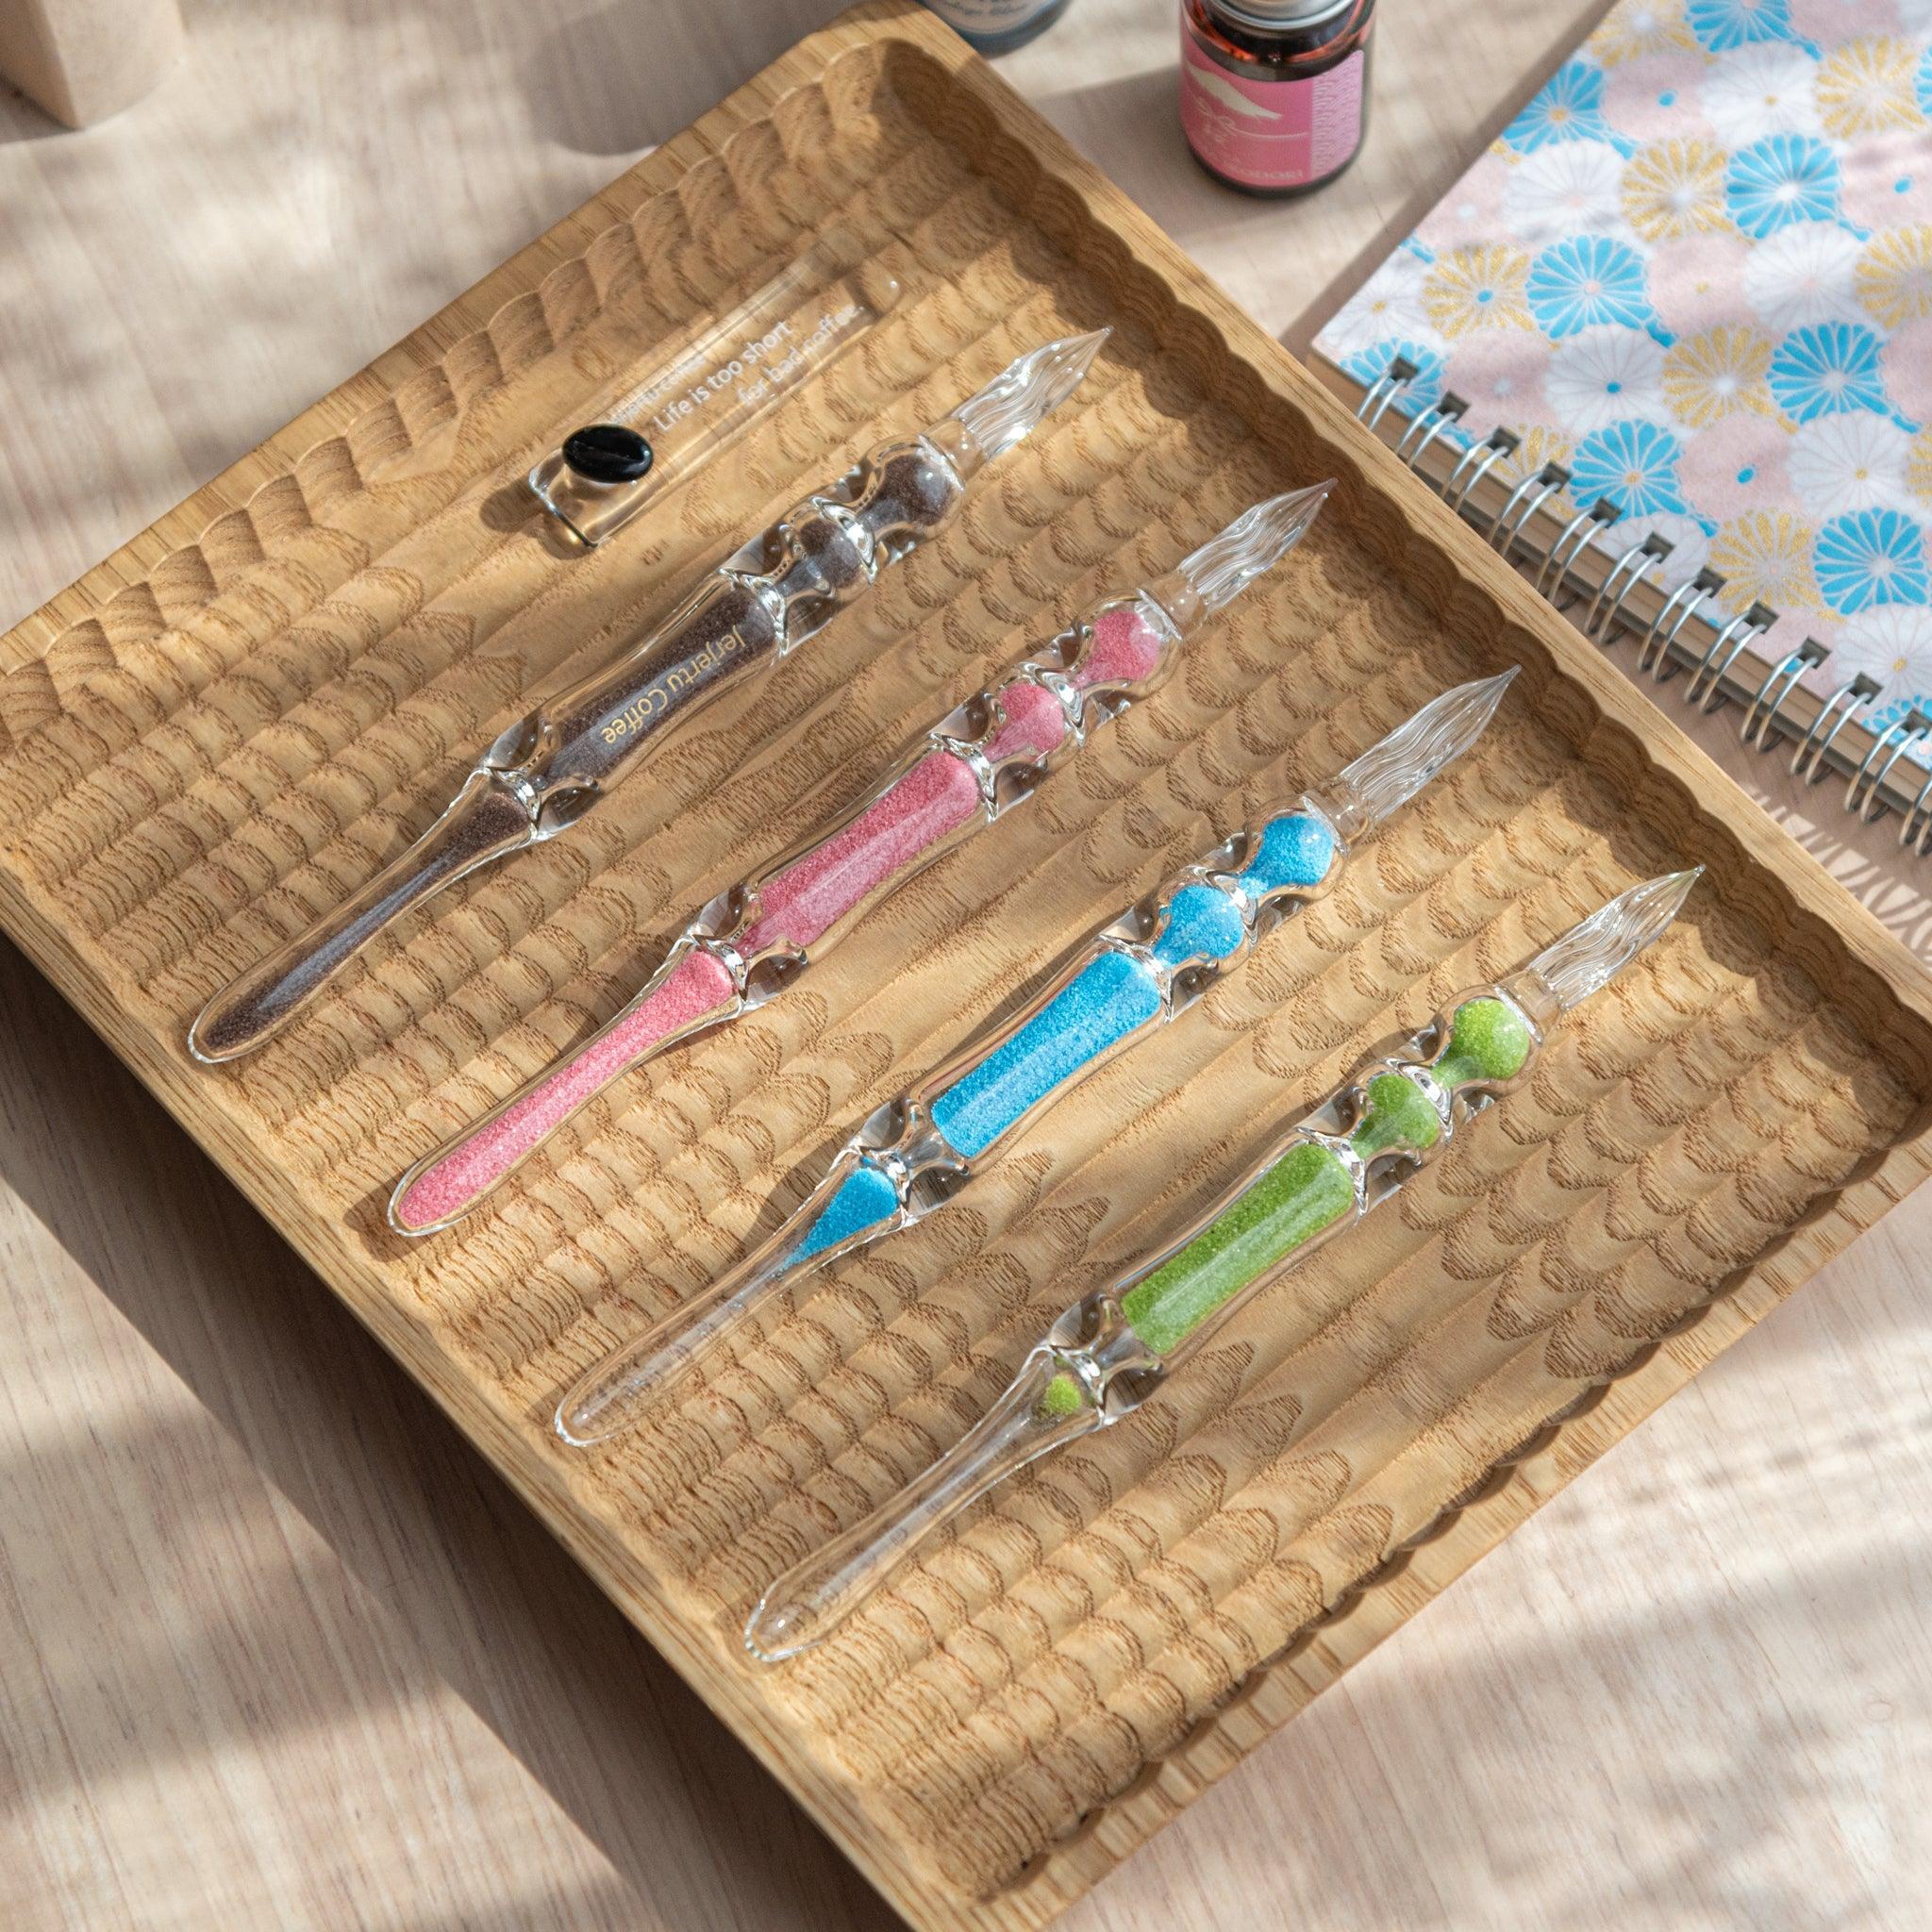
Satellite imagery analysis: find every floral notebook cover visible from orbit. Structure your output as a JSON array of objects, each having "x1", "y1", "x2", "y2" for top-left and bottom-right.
[{"x1": 1314, "y1": 0, "x2": 1932, "y2": 746}]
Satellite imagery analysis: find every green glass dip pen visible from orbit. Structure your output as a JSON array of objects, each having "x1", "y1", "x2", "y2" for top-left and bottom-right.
[
  {"x1": 743, "y1": 866, "x2": 1701, "y2": 1662},
  {"x1": 554, "y1": 668, "x2": 1516, "y2": 1449}
]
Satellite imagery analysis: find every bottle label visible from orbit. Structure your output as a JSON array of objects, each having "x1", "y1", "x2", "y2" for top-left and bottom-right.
[
  {"x1": 927, "y1": 0, "x2": 1056, "y2": 33},
  {"x1": 1180, "y1": 38, "x2": 1364, "y2": 189}
]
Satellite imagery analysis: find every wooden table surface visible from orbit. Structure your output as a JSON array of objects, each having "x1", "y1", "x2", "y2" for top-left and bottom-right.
[{"x1": 2, "y1": 2, "x2": 1926, "y2": 1926}]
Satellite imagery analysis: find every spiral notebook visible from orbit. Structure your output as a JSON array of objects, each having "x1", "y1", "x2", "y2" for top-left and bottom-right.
[{"x1": 1311, "y1": 0, "x2": 1932, "y2": 883}]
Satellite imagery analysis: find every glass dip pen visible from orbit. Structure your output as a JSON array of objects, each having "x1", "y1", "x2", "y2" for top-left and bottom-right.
[
  {"x1": 555, "y1": 668, "x2": 1517, "y2": 1448},
  {"x1": 187, "y1": 330, "x2": 1108, "y2": 1064},
  {"x1": 743, "y1": 868, "x2": 1701, "y2": 1662},
  {"x1": 387, "y1": 484, "x2": 1332, "y2": 1235}
]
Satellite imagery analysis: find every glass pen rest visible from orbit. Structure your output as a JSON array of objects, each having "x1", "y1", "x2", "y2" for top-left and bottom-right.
[
  {"x1": 526, "y1": 241, "x2": 903, "y2": 547},
  {"x1": 2, "y1": 12, "x2": 1930, "y2": 1931}
]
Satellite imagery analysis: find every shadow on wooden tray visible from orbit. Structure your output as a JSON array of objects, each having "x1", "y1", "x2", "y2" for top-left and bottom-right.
[{"x1": 0, "y1": 933, "x2": 897, "y2": 1932}]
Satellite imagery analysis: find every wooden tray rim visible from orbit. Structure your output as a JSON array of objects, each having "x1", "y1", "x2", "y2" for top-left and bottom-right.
[{"x1": 5, "y1": 5, "x2": 1931, "y2": 1925}]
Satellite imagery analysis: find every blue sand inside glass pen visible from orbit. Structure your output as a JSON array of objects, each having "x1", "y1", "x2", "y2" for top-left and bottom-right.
[
  {"x1": 790, "y1": 808, "x2": 1338, "y2": 1253},
  {"x1": 791, "y1": 1161, "x2": 901, "y2": 1262},
  {"x1": 1236, "y1": 810, "x2": 1335, "y2": 898},
  {"x1": 930, "y1": 808, "x2": 1337, "y2": 1158}
]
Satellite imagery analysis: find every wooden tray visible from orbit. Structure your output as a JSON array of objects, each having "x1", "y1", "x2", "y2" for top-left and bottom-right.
[{"x1": 5, "y1": 4, "x2": 1930, "y2": 1924}]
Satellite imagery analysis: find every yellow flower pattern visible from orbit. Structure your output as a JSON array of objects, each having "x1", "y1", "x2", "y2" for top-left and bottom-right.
[
  {"x1": 1856, "y1": 225, "x2": 1932, "y2": 330},
  {"x1": 1815, "y1": 36, "x2": 1923, "y2": 140},
  {"x1": 1588, "y1": 0, "x2": 1696, "y2": 64},
  {"x1": 1491, "y1": 425, "x2": 1574, "y2": 488},
  {"x1": 1622, "y1": 139, "x2": 1730, "y2": 242},
  {"x1": 1908, "y1": 430, "x2": 1932, "y2": 506},
  {"x1": 1662, "y1": 326, "x2": 1774, "y2": 425},
  {"x1": 1422, "y1": 244, "x2": 1536, "y2": 337},
  {"x1": 1709, "y1": 511, "x2": 1822, "y2": 609}
]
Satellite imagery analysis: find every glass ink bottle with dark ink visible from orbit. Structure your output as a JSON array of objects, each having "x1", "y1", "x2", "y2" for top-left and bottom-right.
[{"x1": 927, "y1": 0, "x2": 1074, "y2": 55}]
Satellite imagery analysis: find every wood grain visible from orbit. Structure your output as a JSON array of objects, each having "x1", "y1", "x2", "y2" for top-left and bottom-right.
[{"x1": 3, "y1": 3, "x2": 1927, "y2": 1929}]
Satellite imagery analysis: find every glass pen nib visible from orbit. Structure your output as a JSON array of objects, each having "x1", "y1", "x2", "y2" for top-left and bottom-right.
[
  {"x1": 1169, "y1": 482, "x2": 1333, "y2": 616},
  {"x1": 1322, "y1": 667, "x2": 1517, "y2": 841},
  {"x1": 1510, "y1": 868, "x2": 1702, "y2": 1020},
  {"x1": 951, "y1": 329, "x2": 1110, "y2": 461}
]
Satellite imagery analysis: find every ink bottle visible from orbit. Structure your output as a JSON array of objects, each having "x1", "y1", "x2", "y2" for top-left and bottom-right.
[
  {"x1": 1180, "y1": 0, "x2": 1374, "y2": 197},
  {"x1": 925, "y1": 0, "x2": 1073, "y2": 56}
]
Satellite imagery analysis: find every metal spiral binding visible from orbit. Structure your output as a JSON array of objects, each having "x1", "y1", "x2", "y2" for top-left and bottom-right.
[
  {"x1": 1538, "y1": 497, "x2": 1618, "y2": 606},
  {"x1": 1901, "y1": 758, "x2": 1932, "y2": 856},
  {"x1": 1741, "y1": 641, "x2": 1824, "y2": 751},
  {"x1": 1443, "y1": 428, "x2": 1517, "y2": 515},
  {"x1": 1686, "y1": 601, "x2": 1773, "y2": 712},
  {"x1": 1350, "y1": 366, "x2": 1932, "y2": 843},
  {"x1": 1491, "y1": 463, "x2": 1567, "y2": 558},
  {"x1": 1638, "y1": 569, "x2": 1719, "y2": 682},
  {"x1": 1792, "y1": 675, "x2": 1877, "y2": 781},
  {"x1": 1847, "y1": 710, "x2": 1931, "y2": 824},
  {"x1": 1393, "y1": 391, "x2": 1467, "y2": 469},
  {"x1": 1584, "y1": 531, "x2": 1672, "y2": 642}
]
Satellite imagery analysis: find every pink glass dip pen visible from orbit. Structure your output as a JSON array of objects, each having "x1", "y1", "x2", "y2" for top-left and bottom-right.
[
  {"x1": 387, "y1": 484, "x2": 1331, "y2": 1236},
  {"x1": 187, "y1": 329, "x2": 1108, "y2": 1066}
]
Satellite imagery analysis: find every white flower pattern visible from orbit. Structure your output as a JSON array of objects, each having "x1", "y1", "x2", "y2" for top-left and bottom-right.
[
  {"x1": 1703, "y1": 42, "x2": 1824, "y2": 144},
  {"x1": 1741, "y1": 220, "x2": 1869, "y2": 331},
  {"x1": 1321, "y1": 250, "x2": 1438, "y2": 361},
  {"x1": 1831, "y1": 603, "x2": 1932, "y2": 701},
  {"x1": 1546, "y1": 327, "x2": 1671, "y2": 431},
  {"x1": 1788, "y1": 410, "x2": 1913, "y2": 516},
  {"x1": 1503, "y1": 141, "x2": 1633, "y2": 246}
]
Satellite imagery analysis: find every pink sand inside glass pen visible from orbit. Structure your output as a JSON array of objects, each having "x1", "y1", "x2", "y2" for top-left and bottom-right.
[
  {"x1": 739, "y1": 749, "x2": 986, "y2": 954},
  {"x1": 392, "y1": 948, "x2": 737, "y2": 1230},
  {"x1": 740, "y1": 606, "x2": 1161, "y2": 953},
  {"x1": 1075, "y1": 603, "x2": 1165, "y2": 691},
  {"x1": 391, "y1": 606, "x2": 1166, "y2": 1233}
]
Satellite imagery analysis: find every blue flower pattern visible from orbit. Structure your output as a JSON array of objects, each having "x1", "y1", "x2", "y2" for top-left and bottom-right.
[
  {"x1": 1526, "y1": 236, "x2": 1656, "y2": 337},
  {"x1": 1813, "y1": 509, "x2": 1930, "y2": 613},
  {"x1": 1570, "y1": 422, "x2": 1694, "y2": 519},
  {"x1": 1502, "y1": 61, "x2": 1632, "y2": 156},
  {"x1": 1767, "y1": 323, "x2": 1890, "y2": 421},
  {"x1": 1724, "y1": 133, "x2": 1841, "y2": 237},
  {"x1": 1686, "y1": 0, "x2": 1806, "y2": 53},
  {"x1": 1310, "y1": 8, "x2": 1932, "y2": 757}
]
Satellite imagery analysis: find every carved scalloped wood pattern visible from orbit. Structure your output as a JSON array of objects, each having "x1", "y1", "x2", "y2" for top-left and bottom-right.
[{"x1": 3, "y1": 6, "x2": 1930, "y2": 1926}]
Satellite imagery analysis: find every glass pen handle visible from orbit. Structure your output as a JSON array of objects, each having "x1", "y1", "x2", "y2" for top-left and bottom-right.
[
  {"x1": 189, "y1": 433, "x2": 969, "y2": 1064},
  {"x1": 907, "y1": 804, "x2": 1345, "y2": 1165},
  {"x1": 191, "y1": 331, "x2": 1108, "y2": 1064},
  {"x1": 742, "y1": 992, "x2": 1541, "y2": 1661},
  {"x1": 1081, "y1": 992, "x2": 1538, "y2": 1376},
  {"x1": 745, "y1": 1346, "x2": 1099, "y2": 1661},
  {"x1": 389, "y1": 595, "x2": 1180, "y2": 1235},
  {"x1": 187, "y1": 769, "x2": 545, "y2": 1065},
  {"x1": 553, "y1": 801, "x2": 1346, "y2": 1442}
]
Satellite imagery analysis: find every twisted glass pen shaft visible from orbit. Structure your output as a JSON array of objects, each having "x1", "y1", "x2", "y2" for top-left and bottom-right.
[
  {"x1": 744, "y1": 868, "x2": 1701, "y2": 1661},
  {"x1": 387, "y1": 486, "x2": 1331, "y2": 1235},
  {"x1": 188, "y1": 330, "x2": 1108, "y2": 1063},
  {"x1": 556, "y1": 669, "x2": 1517, "y2": 1448}
]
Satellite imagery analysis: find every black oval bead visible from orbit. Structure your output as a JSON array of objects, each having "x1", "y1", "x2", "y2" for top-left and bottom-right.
[{"x1": 562, "y1": 423, "x2": 654, "y2": 485}]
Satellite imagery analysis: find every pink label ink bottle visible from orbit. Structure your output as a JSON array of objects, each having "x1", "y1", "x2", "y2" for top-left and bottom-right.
[{"x1": 1180, "y1": 0, "x2": 1374, "y2": 197}]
